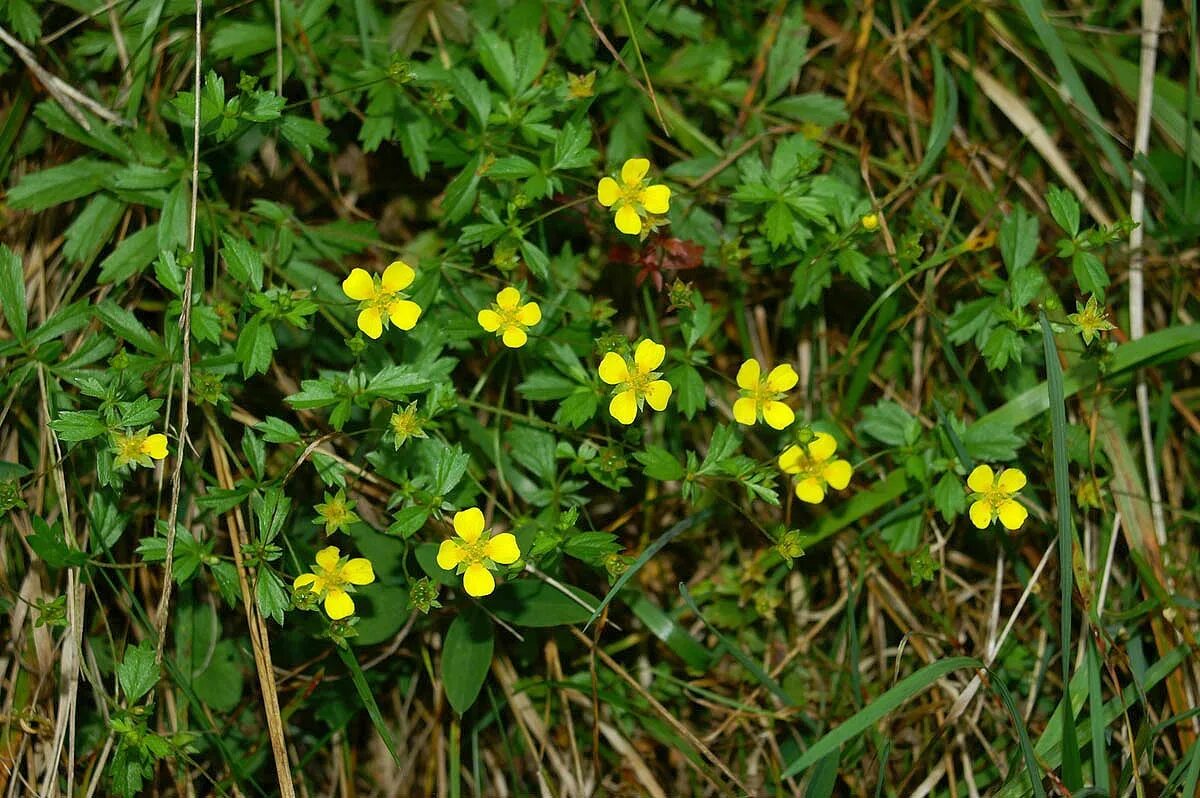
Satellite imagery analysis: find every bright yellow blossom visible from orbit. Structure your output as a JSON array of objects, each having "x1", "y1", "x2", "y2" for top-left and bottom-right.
[
  {"x1": 861, "y1": 213, "x2": 880, "y2": 231},
  {"x1": 778, "y1": 433, "x2": 853, "y2": 504},
  {"x1": 113, "y1": 429, "x2": 169, "y2": 468},
  {"x1": 597, "y1": 158, "x2": 671, "y2": 236},
  {"x1": 341, "y1": 261, "x2": 422, "y2": 339},
  {"x1": 436, "y1": 507, "x2": 521, "y2": 598},
  {"x1": 293, "y1": 546, "x2": 376, "y2": 620},
  {"x1": 966, "y1": 465, "x2": 1028, "y2": 531},
  {"x1": 598, "y1": 339, "x2": 673, "y2": 425},
  {"x1": 733, "y1": 359, "x2": 797, "y2": 430},
  {"x1": 477, "y1": 287, "x2": 541, "y2": 348}
]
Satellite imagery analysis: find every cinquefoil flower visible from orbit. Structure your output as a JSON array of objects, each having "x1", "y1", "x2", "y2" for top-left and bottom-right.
[
  {"x1": 341, "y1": 261, "x2": 422, "y2": 339},
  {"x1": 733, "y1": 359, "x2": 797, "y2": 430},
  {"x1": 778, "y1": 433, "x2": 853, "y2": 504},
  {"x1": 966, "y1": 465, "x2": 1028, "y2": 531},
  {"x1": 113, "y1": 429, "x2": 168, "y2": 468},
  {"x1": 436, "y1": 507, "x2": 521, "y2": 598},
  {"x1": 598, "y1": 339, "x2": 673, "y2": 425},
  {"x1": 478, "y1": 287, "x2": 541, "y2": 348},
  {"x1": 293, "y1": 546, "x2": 376, "y2": 620},
  {"x1": 597, "y1": 158, "x2": 671, "y2": 236}
]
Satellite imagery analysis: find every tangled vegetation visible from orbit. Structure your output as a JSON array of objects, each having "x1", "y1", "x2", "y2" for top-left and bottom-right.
[{"x1": 2, "y1": 0, "x2": 1199, "y2": 795}]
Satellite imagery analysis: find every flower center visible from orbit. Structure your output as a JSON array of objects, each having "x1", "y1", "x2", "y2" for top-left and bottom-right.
[
  {"x1": 790, "y1": 451, "x2": 829, "y2": 481},
  {"x1": 617, "y1": 183, "x2": 646, "y2": 208},
  {"x1": 316, "y1": 564, "x2": 348, "y2": 591},
  {"x1": 982, "y1": 487, "x2": 1012, "y2": 510},
  {"x1": 623, "y1": 365, "x2": 655, "y2": 396},
  {"x1": 116, "y1": 435, "x2": 144, "y2": 460},
  {"x1": 751, "y1": 379, "x2": 778, "y2": 406},
  {"x1": 494, "y1": 307, "x2": 523, "y2": 332},
  {"x1": 460, "y1": 535, "x2": 490, "y2": 565}
]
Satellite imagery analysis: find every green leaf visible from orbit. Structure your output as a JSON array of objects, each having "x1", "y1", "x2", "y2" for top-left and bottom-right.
[
  {"x1": 95, "y1": 300, "x2": 163, "y2": 356},
  {"x1": 255, "y1": 569, "x2": 289, "y2": 625},
  {"x1": 255, "y1": 416, "x2": 301, "y2": 444},
  {"x1": 117, "y1": 641, "x2": 159, "y2": 703},
  {"x1": 441, "y1": 606, "x2": 494, "y2": 714},
  {"x1": 857, "y1": 401, "x2": 918, "y2": 447},
  {"x1": 431, "y1": 443, "x2": 470, "y2": 496},
  {"x1": 337, "y1": 646, "x2": 403, "y2": 767},
  {"x1": 489, "y1": 579, "x2": 600, "y2": 627},
  {"x1": 8, "y1": 157, "x2": 117, "y2": 211},
  {"x1": 770, "y1": 93, "x2": 847, "y2": 126},
  {"x1": 998, "y1": 206, "x2": 1039, "y2": 274},
  {"x1": 0, "y1": 245, "x2": 27, "y2": 341},
  {"x1": 667, "y1": 364, "x2": 706, "y2": 419},
  {"x1": 63, "y1": 194, "x2": 124, "y2": 264},
  {"x1": 634, "y1": 445, "x2": 685, "y2": 481},
  {"x1": 442, "y1": 154, "x2": 483, "y2": 223},
  {"x1": 916, "y1": 46, "x2": 956, "y2": 179},
  {"x1": 236, "y1": 314, "x2": 276, "y2": 377},
  {"x1": 279, "y1": 115, "x2": 331, "y2": 160},
  {"x1": 220, "y1": 233, "x2": 264, "y2": 290},
  {"x1": 50, "y1": 410, "x2": 108, "y2": 442},
  {"x1": 157, "y1": 181, "x2": 189, "y2": 252},
  {"x1": 99, "y1": 225, "x2": 161, "y2": 285},
  {"x1": 365, "y1": 364, "x2": 432, "y2": 398},
  {"x1": 1046, "y1": 186, "x2": 1080, "y2": 237},
  {"x1": 1071, "y1": 251, "x2": 1108, "y2": 297},
  {"x1": 476, "y1": 29, "x2": 516, "y2": 95},
  {"x1": 449, "y1": 68, "x2": 492, "y2": 128}
]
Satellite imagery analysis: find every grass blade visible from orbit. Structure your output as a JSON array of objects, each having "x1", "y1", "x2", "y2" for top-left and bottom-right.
[{"x1": 1040, "y1": 311, "x2": 1082, "y2": 788}]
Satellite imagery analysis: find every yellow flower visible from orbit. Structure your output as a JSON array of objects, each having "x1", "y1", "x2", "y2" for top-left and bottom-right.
[
  {"x1": 477, "y1": 287, "x2": 541, "y2": 348},
  {"x1": 436, "y1": 507, "x2": 521, "y2": 598},
  {"x1": 966, "y1": 465, "x2": 1028, "y2": 531},
  {"x1": 341, "y1": 261, "x2": 422, "y2": 339},
  {"x1": 293, "y1": 546, "x2": 376, "y2": 620},
  {"x1": 388, "y1": 402, "x2": 428, "y2": 449},
  {"x1": 113, "y1": 429, "x2": 169, "y2": 468},
  {"x1": 861, "y1": 213, "x2": 880, "y2": 231},
  {"x1": 733, "y1": 359, "x2": 797, "y2": 430},
  {"x1": 596, "y1": 158, "x2": 671, "y2": 236},
  {"x1": 598, "y1": 339, "x2": 673, "y2": 425},
  {"x1": 567, "y1": 71, "x2": 596, "y2": 99},
  {"x1": 1067, "y1": 295, "x2": 1115, "y2": 346},
  {"x1": 778, "y1": 433, "x2": 853, "y2": 504}
]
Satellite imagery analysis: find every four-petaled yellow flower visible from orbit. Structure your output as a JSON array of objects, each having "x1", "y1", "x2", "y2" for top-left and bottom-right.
[
  {"x1": 341, "y1": 261, "x2": 422, "y2": 339},
  {"x1": 778, "y1": 433, "x2": 853, "y2": 504},
  {"x1": 293, "y1": 546, "x2": 376, "y2": 620},
  {"x1": 597, "y1": 158, "x2": 671, "y2": 236},
  {"x1": 477, "y1": 287, "x2": 542, "y2": 348},
  {"x1": 113, "y1": 429, "x2": 169, "y2": 468},
  {"x1": 733, "y1": 359, "x2": 797, "y2": 430},
  {"x1": 436, "y1": 507, "x2": 521, "y2": 598},
  {"x1": 598, "y1": 339, "x2": 673, "y2": 425},
  {"x1": 966, "y1": 465, "x2": 1028, "y2": 531}
]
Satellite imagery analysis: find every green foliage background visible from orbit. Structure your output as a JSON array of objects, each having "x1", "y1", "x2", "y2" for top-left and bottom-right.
[{"x1": 2, "y1": 0, "x2": 1199, "y2": 795}]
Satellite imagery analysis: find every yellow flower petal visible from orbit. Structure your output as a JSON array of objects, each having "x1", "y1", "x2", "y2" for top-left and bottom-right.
[
  {"x1": 777, "y1": 445, "x2": 803, "y2": 474},
  {"x1": 462, "y1": 562, "x2": 496, "y2": 597},
  {"x1": 597, "y1": 176, "x2": 620, "y2": 207},
  {"x1": 324, "y1": 588, "x2": 354, "y2": 620},
  {"x1": 997, "y1": 499, "x2": 1028, "y2": 531},
  {"x1": 516, "y1": 302, "x2": 541, "y2": 327},
  {"x1": 387, "y1": 299, "x2": 422, "y2": 330},
  {"x1": 765, "y1": 364, "x2": 798, "y2": 393},
  {"x1": 614, "y1": 205, "x2": 642, "y2": 235},
  {"x1": 732, "y1": 396, "x2": 759, "y2": 426},
  {"x1": 795, "y1": 477, "x2": 825, "y2": 504},
  {"x1": 967, "y1": 465, "x2": 995, "y2": 493},
  {"x1": 621, "y1": 158, "x2": 650, "y2": 186},
  {"x1": 633, "y1": 339, "x2": 666, "y2": 373},
  {"x1": 598, "y1": 352, "x2": 630, "y2": 385},
  {"x1": 736, "y1": 359, "x2": 761, "y2": 390},
  {"x1": 484, "y1": 532, "x2": 520, "y2": 565},
  {"x1": 969, "y1": 500, "x2": 993, "y2": 529},
  {"x1": 609, "y1": 389, "x2": 638, "y2": 425},
  {"x1": 342, "y1": 268, "x2": 375, "y2": 301},
  {"x1": 643, "y1": 379, "x2": 672, "y2": 411},
  {"x1": 293, "y1": 573, "x2": 319, "y2": 591},
  {"x1": 141, "y1": 433, "x2": 169, "y2": 459},
  {"x1": 641, "y1": 184, "x2": 670, "y2": 214},
  {"x1": 381, "y1": 260, "x2": 415, "y2": 292},
  {"x1": 341, "y1": 558, "x2": 375, "y2": 586},
  {"x1": 808, "y1": 432, "x2": 837, "y2": 462},
  {"x1": 822, "y1": 459, "x2": 852, "y2": 490},
  {"x1": 453, "y1": 507, "x2": 486, "y2": 544},
  {"x1": 478, "y1": 308, "x2": 503, "y2": 332},
  {"x1": 315, "y1": 546, "x2": 341, "y2": 573},
  {"x1": 762, "y1": 401, "x2": 795, "y2": 431},
  {"x1": 357, "y1": 307, "x2": 383, "y2": 339},
  {"x1": 501, "y1": 326, "x2": 528, "y2": 348},
  {"x1": 496, "y1": 287, "x2": 521, "y2": 310},
  {"x1": 996, "y1": 468, "x2": 1027, "y2": 494},
  {"x1": 437, "y1": 539, "x2": 465, "y2": 570}
]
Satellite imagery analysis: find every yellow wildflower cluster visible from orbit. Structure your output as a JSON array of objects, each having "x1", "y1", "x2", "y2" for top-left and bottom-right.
[
  {"x1": 342, "y1": 260, "x2": 422, "y2": 339},
  {"x1": 597, "y1": 158, "x2": 671, "y2": 236},
  {"x1": 598, "y1": 339, "x2": 673, "y2": 425},
  {"x1": 436, "y1": 507, "x2": 521, "y2": 597},
  {"x1": 477, "y1": 287, "x2": 541, "y2": 348},
  {"x1": 294, "y1": 546, "x2": 376, "y2": 620}
]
